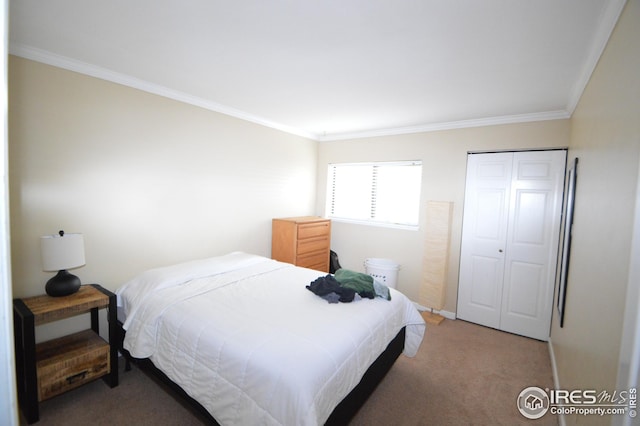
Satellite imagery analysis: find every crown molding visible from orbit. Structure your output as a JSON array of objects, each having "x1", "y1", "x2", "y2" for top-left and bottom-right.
[
  {"x1": 320, "y1": 0, "x2": 627, "y2": 143},
  {"x1": 11, "y1": 0, "x2": 625, "y2": 146},
  {"x1": 565, "y1": 0, "x2": 628, "y2": 114},
  {"x1": 9, "y1": 43, "x2": 318, "y2": 141},
  {"x1": 316, "y1": 110, "x2": 571, "y2": 142}
]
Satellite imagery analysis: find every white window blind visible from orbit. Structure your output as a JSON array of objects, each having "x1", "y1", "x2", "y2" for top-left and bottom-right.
[{"x1": 327, "y1": 161, "x2": 422, "y2": 228}]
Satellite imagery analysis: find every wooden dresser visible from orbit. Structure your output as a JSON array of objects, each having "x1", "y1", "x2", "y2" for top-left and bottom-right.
[{"x1": 272, "y1": 216, "x2": 331, "y2": 272}]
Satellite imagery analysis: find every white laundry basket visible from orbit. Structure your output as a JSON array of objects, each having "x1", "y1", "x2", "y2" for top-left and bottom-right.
[{"x1": 364, "y1": 258, "x2": 400, "y2": 289}]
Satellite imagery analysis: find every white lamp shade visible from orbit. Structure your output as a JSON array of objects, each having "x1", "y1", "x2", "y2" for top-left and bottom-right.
[{"x1": 40, "y1": 233, "x2": 86, "y2": 271}]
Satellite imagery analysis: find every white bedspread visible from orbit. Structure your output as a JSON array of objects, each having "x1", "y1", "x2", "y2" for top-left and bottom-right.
[{"x1": 117, "y1": 252, "x2": 426, "y2": 426}]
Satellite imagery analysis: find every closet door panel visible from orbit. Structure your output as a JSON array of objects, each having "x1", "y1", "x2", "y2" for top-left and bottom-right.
[
  {"x1": 457, "y1": 153, "x2": 512, "y2": 329},
  {"x1": 500, "y1": 150, "x2": 566, "y2": 340}
]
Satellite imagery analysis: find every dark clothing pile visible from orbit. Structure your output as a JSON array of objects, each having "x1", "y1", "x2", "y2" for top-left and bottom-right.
[
  {"x1": 306, "y1": 269, "x2": 391, "y2": 304},
  {"x1": 306, "y1": 274, "x2": 356, "y2": 303}
]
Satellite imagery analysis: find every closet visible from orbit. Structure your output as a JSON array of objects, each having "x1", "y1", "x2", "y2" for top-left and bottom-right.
[{"x1": 457, "y1": 150, "x2": 566, "y2": 340}]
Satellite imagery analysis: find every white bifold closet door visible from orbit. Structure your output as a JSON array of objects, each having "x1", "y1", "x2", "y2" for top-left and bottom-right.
[{"x1": 457, "y1": 150, "x2": 566, "y2": 341}]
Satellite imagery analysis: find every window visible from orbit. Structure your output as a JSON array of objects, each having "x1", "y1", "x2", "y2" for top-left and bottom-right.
[{"x1": 326, "y1": 161, "x2": 422, "y2": 228}]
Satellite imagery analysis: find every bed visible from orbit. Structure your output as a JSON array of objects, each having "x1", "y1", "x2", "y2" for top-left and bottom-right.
[{"x1": 116, "y1": 252, "x2": 426, "y2": 425}]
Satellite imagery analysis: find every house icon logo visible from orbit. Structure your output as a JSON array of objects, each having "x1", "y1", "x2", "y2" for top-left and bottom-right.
[{"x1": 517, "y1": 387, "x2": 549, "y2": 419}]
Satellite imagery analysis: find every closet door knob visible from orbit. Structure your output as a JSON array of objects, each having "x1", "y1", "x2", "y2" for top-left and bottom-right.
[{"x1": 498, "y1": 249, "x2": 503, "y2": 253}]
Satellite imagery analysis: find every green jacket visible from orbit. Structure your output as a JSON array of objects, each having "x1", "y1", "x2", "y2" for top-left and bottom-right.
[{"x1": 334, "y1": 269, "x2": 391, "y2": 300}]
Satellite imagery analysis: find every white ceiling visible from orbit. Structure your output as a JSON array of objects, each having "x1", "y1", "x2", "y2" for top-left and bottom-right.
[{"x1": 9, "y1": 0, "x2": 626, "y2": 141}]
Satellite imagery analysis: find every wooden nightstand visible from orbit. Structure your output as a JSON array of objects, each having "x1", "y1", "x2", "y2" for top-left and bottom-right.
[{"x1": 13, "y1": 284, "x2": 119, "y2": 424}]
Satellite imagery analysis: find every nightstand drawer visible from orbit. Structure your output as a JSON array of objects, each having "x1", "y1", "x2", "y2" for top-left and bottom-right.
[{"x1": 36, "y1": 330, "x2": 110, "y2": 401}]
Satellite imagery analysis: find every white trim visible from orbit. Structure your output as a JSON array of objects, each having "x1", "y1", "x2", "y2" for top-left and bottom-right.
[
  {"x1": 547, "y1": 338, "x2": 566, "y2": 426},
  {"x1": 4, "y1": 44, "x2": 573, "y2": 143},
  {"x1": 413, "y1": 302, "x2": 457, "y2": 320},
  {"x1": 318, "y1": 0, "x2": 631, "y2": 143},
  {"x1": 437, "y1": 309, "x2": 457, "y2": 320},
  {"x1": 1, "y1": 0, "x2": 18, "y2": 423},
  {"x1": 612, "y1": 150, "x2": 640, "y2": 426},
  {"x1": 329, "y1": 217, "x2": 419, "y2": 231},
  {"x1": 8, "y1": 43, "x2": 317, "y2": 141},
  {"x1": 9, "y1": 0, "x2": 624, "y2": 144},
  {"x1": 317, "y1": 110, "x2": 570, "y2": 142},
  {"x1": 565, "y1": 0, "x2": 628, "y2": 115}
]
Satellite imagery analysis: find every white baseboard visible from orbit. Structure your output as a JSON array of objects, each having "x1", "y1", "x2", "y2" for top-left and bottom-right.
[
  {"x1": 547, "y1": 337, "x2": 566, "y2": 426},
  {"x1": 412, "y1": 302, "x2": 457, "y2": 320},
  {"x1": 437, "y1": 310, "x2": 457, "y2": 320}
]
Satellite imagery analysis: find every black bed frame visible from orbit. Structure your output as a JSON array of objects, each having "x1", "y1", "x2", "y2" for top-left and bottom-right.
[{"x1": 117, "y1": 321, "x2": 405, "y2": 425}]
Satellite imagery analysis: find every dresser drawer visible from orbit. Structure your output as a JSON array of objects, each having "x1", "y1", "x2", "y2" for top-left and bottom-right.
[
  {"x1": 297, "y1": 221, "x2": 330, "y2": 239},
  {"x1": 296, "y1": 250, "x2": 329, "y2": 271},
  {"x1": 36, "y1": 330, "x2": 110, "y2": 401},
  {"x1": 297, "y1": 236, "x2": 330, "y2": 255}
]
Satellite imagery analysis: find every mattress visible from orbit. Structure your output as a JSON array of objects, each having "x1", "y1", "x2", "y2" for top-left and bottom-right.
[{"x1": 117, "y1": 252, "x2": 425, "y2": 425}]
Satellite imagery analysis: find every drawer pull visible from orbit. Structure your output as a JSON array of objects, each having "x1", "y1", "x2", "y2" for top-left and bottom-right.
[{"x1": 66, "y1": 371, "x2": 88, "y2": 384}]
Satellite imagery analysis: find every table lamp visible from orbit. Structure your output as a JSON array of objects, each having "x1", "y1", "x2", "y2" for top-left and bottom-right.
[{"x1": 40, "y1": 230, "x2": 85, "y2": 297}]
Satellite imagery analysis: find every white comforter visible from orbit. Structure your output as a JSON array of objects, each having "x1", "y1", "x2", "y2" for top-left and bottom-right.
[{"x1": 117, "y1": 252, "x2": 425, "y2": 426}]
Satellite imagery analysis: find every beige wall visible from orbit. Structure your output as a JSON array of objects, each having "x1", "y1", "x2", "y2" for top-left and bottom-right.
[
  {"x1": 9, "y1": 56, "x2": 318, "y2": 306},
  {"x1": 317, "y1": 120, "x2": 569, "y2": 311},
  {"x1": 550, "y1": 0, "x2": 640, "y2": 424}
]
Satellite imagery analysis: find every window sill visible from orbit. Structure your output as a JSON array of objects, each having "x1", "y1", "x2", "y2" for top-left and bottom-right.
[{"x1": 329, "y1": 217, "x2": 419, "y2": 231}]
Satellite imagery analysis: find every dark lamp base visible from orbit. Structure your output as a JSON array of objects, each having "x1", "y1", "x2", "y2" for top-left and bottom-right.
[{"x1": 45, "y1": 270, "x2": 81, "y2": 297}]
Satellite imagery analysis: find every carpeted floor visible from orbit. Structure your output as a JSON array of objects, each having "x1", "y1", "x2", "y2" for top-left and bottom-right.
[
  {"x1": 350, "y1": 319, "x2": 557, "y2": 426},
  {"x1": 22, "y1": 319, "x2": 557, "y2": 425}
]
